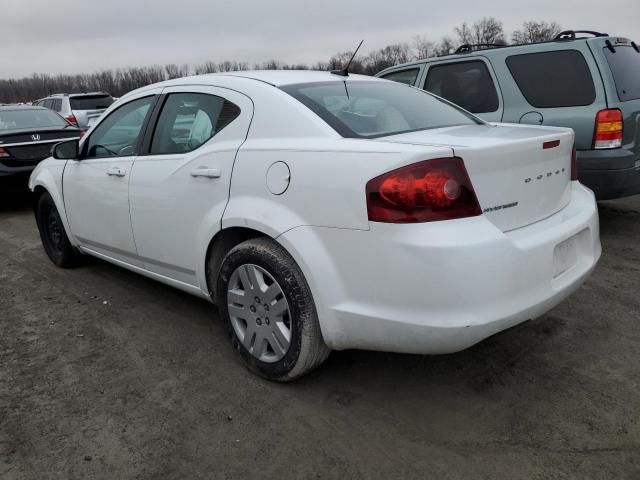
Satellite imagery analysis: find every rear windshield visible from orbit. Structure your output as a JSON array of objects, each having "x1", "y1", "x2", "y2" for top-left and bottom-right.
[
  {"x1": 603, "y1": 45, "x2": 640, "y2": 101},
  {"x1": 0, "y1": 108, "x2": 68, "y2": 131},
  {"x1": 70, "y1": 95, "x2": 114, "y2": 110},
  {"x1": 280, "y1": 81, "x2": 482, "y2": 138}
]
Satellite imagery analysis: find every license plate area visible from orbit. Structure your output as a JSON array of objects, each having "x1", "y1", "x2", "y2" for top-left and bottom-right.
[{"x1": 553, "y1": 235, "x2": 579, "y2": 278}]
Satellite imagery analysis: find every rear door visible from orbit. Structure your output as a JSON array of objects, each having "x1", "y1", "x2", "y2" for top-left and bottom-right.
[
  {"x1": 128, "y1": 85, "x2": 252, "y2": 285},
  {"x1": 490, "y1": 44, "x2": 606, "y2": 149},
  {"x1": 420, "y1": 57, "x2": 504, "y2": 122},
  {"x1": 590, "y1": 38, "x2": 640, "y2": 161}
]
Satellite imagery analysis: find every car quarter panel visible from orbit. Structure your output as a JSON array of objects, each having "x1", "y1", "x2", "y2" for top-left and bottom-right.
[
  {"x1": 221, "y1": 138, "x2": 454, "y2": 233},
  {"x1": 278, "y1": 182, "x2": 600, "y2": 351},
  {"x1": 29, "y1": 159, "x2": 75, "y2": 244}
]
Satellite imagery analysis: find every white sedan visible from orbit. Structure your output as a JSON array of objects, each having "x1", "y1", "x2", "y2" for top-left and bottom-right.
[{"x1": 29, "y1": 71, "x2": 601, "y2": 381}]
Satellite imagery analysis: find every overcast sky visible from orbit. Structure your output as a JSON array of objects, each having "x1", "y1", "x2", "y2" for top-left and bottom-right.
[{"x1": 2, "y1": 0, "x2": 639, "y2": 78}]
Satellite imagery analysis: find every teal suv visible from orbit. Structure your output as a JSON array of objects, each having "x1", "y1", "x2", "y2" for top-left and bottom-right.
[{"x1": 377, "y1": 30, "x2": 640, "y2": 200}]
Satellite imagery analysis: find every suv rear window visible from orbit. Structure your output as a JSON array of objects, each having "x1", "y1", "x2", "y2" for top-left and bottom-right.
[
  {"x1": 280, "y1": 81, "x2": 482, "y2": 139},
  {"x1": 424, "y1": 61, "x2": 499, "y2": 114},
  {"x1": 70, "y1": 95, "x2": 114, "y2": 110},
  {"x1": 603, "y1": 45, "x2": 640, "y2": 101},
  {"x1": 506, "y1": 50, "x2": 596, "y2": 108}
]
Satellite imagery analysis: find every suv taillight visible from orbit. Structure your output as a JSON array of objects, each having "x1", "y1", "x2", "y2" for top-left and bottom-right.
[
  {"x1": 571, "y1": 144, "x2": 578, "y2": 181},
  {"x1": 593, "y1": 108, "x2": 623, "y2": 149},
  {"x1": 0, "y1": 147, "x2": 9, "y2": 158},
  {"x1": 65, "y1": 115, "x2": 78, "y2": 126},
  {"x1": 366, "y1": 157, "x2": 482, "y2": 223}
]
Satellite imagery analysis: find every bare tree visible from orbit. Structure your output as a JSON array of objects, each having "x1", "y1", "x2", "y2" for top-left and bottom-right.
[
  {"x1": 512, "y1": 21, "x2": 562, "y2": 44},
  {"x1": 434, "y1": 36, "x2": 455, "y2": 56},
  {"x1": 472, "y1": 17, "x2": 506, "y2": 45},
  {"x1": 412, "y1": 35, "x2": 435, "y2": 60},
  {"x1": 454, "y1": 23, "x2": 474, "y2": 45}
]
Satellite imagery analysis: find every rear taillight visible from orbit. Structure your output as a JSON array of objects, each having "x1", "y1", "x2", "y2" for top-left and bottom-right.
[
  {"x1": 571, "y1": 144, "x2": 578, "y2": 181},
  {"x1": 65, "y1": 115, "x2": 78, "y2": 125},
  {"x1": 0, "y1": 147, "x2": 8, "y2": 158},
  {"x1": 593, "y1": 108, "x2": 623, "y2": 149},
  {"x1": 366, "y1": 157, "x2": 482, "y2": 223}
]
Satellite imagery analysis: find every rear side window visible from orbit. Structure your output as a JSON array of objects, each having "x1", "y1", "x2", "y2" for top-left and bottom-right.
[
  {"x1": 506, "y1": 50, "x2": 596, "y2": 107},
  {"x1": 52, "y1": 98, "x2": 62, "y2": 112},
  {"x1": 381, "y1": 68, "x2": 420, "y2": 86},
  {"x1": 70, "y1": 95, "x2": 114, "y2": 110},
  {"x1": 603, "y1": 45, "x2": 640, "y2": 101},
  {"x1": 424, "y1": 61, "x2": 499, "y2": 114},
  {"x1": 150, "y1": 93, "x2": 240, "y2": 154}
]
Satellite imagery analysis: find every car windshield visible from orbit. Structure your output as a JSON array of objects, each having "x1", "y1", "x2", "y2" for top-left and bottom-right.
[
  {"x1": 603, "y1": 45, "x2": 640, "y2": 101},
  {"x1": 0, "y1": 108, "x2": 69, "y2": 131},
  {"x1": 70, "y1": 95, "x2": 114, "y2": 110},
  {"x1": 280, "y1": 80, "x2": 482, "y2": 138}
]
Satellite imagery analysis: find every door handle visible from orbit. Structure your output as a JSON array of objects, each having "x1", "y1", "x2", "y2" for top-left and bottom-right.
[
  {"x1": 106, "y1": 166, "x2": 126, "y2": 177},
  {"x1": 190, "y1": 167, "x2": 221, "y2": 179}
]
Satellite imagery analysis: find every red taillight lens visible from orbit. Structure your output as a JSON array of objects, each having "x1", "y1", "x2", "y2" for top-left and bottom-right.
[
  {"x1": 593, "y1": 108, "x2": 623, "y2": 149},
  {"x1": 366, "y1": 157, "x2": 482, "y2": 223},
  {"x1": 0, "y1": 147, "x2": 9, "y2": 158},
  {"x1": 65, "y1": 115, "x2": 78, "y2": 125},
  {"x1": 571, "y1": 144, "x2": 578, "y2": 181}
]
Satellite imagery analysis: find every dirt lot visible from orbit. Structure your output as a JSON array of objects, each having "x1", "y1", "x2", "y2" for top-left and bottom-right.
[{"x1": 1, "y1": 186, "x2": 639, "y2": 480}]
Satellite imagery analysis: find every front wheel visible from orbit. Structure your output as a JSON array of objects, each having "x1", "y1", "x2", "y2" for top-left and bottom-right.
[
  {"x1": 215, "y1": 237, "x2": 330, "y2": 381},
  {"x1": 35, "y1": 192, "x2": 80, "y2": 268}
]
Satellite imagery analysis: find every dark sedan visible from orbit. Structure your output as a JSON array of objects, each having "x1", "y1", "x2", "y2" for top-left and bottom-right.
[{"x1": 0, "y1": 105, "x2": 82, "y2": 182}]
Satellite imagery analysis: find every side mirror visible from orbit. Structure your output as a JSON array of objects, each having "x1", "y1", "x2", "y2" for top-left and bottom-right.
[{"x1": 51, "y1": 139, "x2": 79, "y2": 160}]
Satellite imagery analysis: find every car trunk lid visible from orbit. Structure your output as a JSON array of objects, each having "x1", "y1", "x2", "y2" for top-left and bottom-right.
[{"x1": 375, "y1": 123, "x2": 574, "y2": 231}]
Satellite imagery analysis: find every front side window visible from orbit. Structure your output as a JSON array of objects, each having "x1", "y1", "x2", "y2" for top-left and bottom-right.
[
  {"x1": 84, "y1": 96, "x2": 154, "y2": 159},
  {"x1": 424, "y1": 61, "x2": 499, "y2": 114},
  {"x1": 506, "y1": 50, "x2": 596, "y2": 107},
  {"x1": 381, "y1": 68, "x2": 420, "y2": 86},
  {"x1": 603, "y1": 45, "x2": 640, "y2": 102},
  {"x1": 281, "y1": 81, "x2": 482, "y2": 139},
  {"x1": 150, "y1": 93, "x2": 240, "y2": 154}
]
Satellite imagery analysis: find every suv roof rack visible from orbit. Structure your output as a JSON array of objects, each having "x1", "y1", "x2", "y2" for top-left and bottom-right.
[
  {"x1": 554, "y1": 30, "x2": 609, "y2": 41},
  {"x1": 454, "y1": 43, "x2": 507, "y2": 54}
]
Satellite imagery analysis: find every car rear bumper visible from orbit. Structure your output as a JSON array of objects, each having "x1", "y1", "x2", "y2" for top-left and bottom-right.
[
  {"x1": 577, "y1": 148, "x2": 640, "y2": 200},
  {"x1": 278, "y1": 182, "x2": 600, "y2": 354}
]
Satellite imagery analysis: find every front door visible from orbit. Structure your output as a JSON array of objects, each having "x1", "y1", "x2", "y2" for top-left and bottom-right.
[
  {"x1": 63, "y1": 92, "x2": 159, "y2": 265},
  {"x1": 129, "y1": 86, "x2": 253, "y2": 285}
]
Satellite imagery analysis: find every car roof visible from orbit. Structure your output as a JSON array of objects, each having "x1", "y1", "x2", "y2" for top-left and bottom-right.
[
  {"x1": 197, "y1": 70, "x2": 387, "y2": 86},
  {"x1": 377, "y1": 33, "x2": 618, "y2": 74}
]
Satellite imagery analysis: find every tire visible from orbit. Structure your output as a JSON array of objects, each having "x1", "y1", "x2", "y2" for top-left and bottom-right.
[
  {"x1": 215, "y1": 237, "x2": 330, "y2": 381},
  {"x1": 35, "y1": 192, "x2": 79, "y2": 268}
]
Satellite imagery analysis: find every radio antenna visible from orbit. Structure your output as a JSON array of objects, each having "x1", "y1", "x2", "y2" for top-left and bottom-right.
[{"x1": 331, "y1": 40, "x2": 364, "y2": 77}]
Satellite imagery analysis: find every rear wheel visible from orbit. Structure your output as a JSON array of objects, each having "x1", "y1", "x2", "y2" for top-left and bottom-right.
[
  {"x1": 215, "y1": 237, "x2": 330, "y2": 381},
  {"x1": 35, "y1": 192, "x2": 79, "y2": 268}
]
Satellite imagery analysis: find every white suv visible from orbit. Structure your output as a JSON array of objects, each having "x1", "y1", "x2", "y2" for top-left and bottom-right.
[{"x1": 35, "y1": 92, "x2": 114, "y2": 130}]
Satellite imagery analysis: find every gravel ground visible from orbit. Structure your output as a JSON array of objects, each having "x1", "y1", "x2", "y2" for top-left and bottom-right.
[{"x1": 1, "y1": 186, "x2": 639, "y2": 479}]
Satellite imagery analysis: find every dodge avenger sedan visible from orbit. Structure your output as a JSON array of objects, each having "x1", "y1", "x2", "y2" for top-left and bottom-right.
[{"x1": 29, "y1": 71, "x2": 601, "y2": 381}]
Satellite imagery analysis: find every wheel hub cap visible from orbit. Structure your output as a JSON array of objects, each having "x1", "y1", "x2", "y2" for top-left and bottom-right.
[{"x1": 227, "y1": 264, "x2": 292, "y2": 363}]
